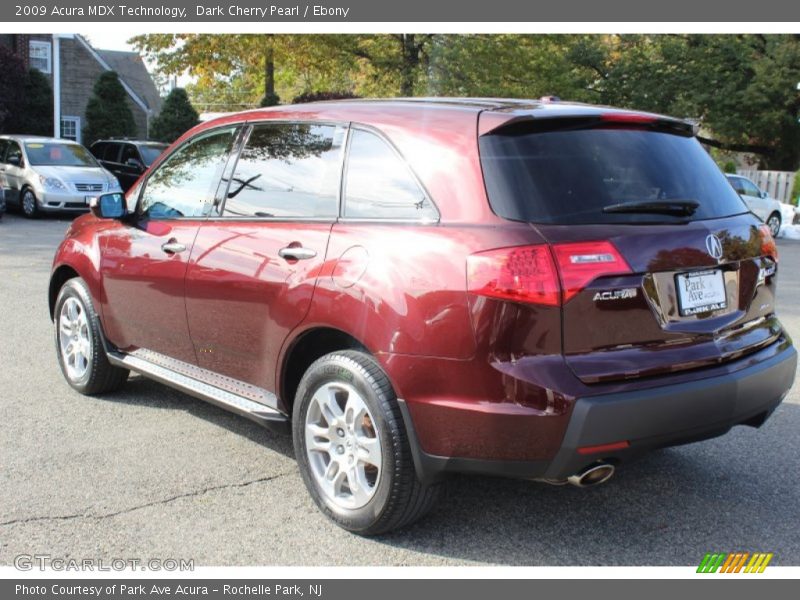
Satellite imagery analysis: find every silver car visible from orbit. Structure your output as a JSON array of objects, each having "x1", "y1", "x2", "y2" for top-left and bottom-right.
[
  {"x1": 725, "y1": 174, "x2": 784, "y2": 237},
  {"x1": 0, "y1": 135, "x2": 121, "y2": 218}
]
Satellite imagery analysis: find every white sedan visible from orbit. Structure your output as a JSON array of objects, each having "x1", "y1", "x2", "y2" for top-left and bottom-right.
[{"x1": 726, "y1": 174, "x2": 784, "y2": 237}]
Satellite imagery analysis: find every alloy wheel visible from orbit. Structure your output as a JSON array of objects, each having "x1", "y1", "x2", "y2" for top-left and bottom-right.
[
  {"x1": 58, "y1": 297, "x2": 93, "y2": 381},
  {"x1": 767, "y1": 214, "x2": 781, "y2": 238},
  {"x1": 22, "y1": 190, "x2": 36, "y2": 216},
  {"x1": 304, "y1": 382, "x2": 382, "y2": 509}
]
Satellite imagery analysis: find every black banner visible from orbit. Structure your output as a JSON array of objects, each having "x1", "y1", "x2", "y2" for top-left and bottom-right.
[
  {"x1": 4, "y1": 579, "x2": 799, "y2": 600},
  {"x1": 4, "y1": 0, "x2": 800, "y2": 22}
]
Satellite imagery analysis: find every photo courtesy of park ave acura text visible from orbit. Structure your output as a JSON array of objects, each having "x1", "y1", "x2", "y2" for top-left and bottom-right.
[{"x1": 0, "y1": 28, "x2": 799, "y2": 568}]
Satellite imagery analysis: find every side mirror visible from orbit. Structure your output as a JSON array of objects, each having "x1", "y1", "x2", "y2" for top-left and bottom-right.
[
  {"x1": 126, "y1": 158, "x2": 144, "y2": 171},
  {"x1": 7, "y1": 155, "x2": 21, "y2": 167},
  {"x1": 759, "y1": 190, "x2": 769, "y2": 199},
  {"x1": 90, "y1": 192, "x2": 126, "y2": 219}
]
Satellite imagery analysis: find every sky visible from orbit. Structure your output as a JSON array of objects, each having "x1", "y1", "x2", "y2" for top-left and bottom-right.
[{"x1": 82, "y1": 31, "x2": 135, "y2": 52}]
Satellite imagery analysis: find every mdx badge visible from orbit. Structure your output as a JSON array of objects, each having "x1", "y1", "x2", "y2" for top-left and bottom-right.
[
  {"x1": 705, "y1": 234, "x2": 724, "y2": 260},
  {"x1": 593, "y1": 288, "x2": 638, "y2": 301}
]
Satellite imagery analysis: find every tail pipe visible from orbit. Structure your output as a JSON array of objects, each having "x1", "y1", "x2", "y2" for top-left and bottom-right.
[{"x1": 567, "y1": 463, "x2": 615, "y2": 488}]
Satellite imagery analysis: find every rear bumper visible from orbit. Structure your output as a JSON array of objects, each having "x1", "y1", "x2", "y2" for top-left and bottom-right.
[{"x1": 400, "y1": 342, "x2": 796, "y2": 483}]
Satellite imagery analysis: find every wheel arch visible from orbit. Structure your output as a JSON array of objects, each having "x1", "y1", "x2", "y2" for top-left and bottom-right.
[
  {"x1": 278, "y1": 326, "x2": 370, "y2": 413},
  {"x1": 49, "y1": 264, "x2": 80, "y2": 319}
]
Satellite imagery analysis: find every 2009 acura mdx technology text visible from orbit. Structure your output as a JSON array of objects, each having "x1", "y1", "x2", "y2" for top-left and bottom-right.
[{"x1": 50, "y1": 98, "x2": 797, "y2": 534}]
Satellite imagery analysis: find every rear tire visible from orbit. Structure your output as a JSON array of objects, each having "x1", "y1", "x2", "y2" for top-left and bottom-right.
[
  {"x1": 54, "y1": 277, "x2": 128, "y2": 395},
  {"x1": 293, "y1": 350, "x2": 441, "y2": 535},
  {"x1": 21, "y1": 187, "x2": 38, "y2": 219}
]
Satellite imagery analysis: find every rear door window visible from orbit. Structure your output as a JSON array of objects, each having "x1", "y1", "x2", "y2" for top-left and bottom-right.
[
  {"x1": 343, "y1": 129, "x2": 438, "y2": 221},
  {"x1": 103, "y1": 143, "x2": 121, "y2": 163},
  {"x1": 222, "y1": 122, "x2": 345, "y2": 219},
  {"x1": 479, "y1": 122, "x2": 749, "y2": 225},
  {"x1": 120, "y1": 144, "x2": 141, "y2": 166}
]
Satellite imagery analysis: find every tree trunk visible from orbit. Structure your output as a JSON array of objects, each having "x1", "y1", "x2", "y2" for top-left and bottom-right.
[
  {"x1": 265, "y1": 46, "x2": 275, "y2": 98},
  {"x1": 399, "y1": 34, "x2": 419, "y2": 97}
]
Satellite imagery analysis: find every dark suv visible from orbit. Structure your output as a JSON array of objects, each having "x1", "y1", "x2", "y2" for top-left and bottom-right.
[
  {"x1": 90, "y1": 139, "x2": 167, "y2": 191},
  {"x1": 50, "y1": 99, "x2": 797, "y2": 534}
]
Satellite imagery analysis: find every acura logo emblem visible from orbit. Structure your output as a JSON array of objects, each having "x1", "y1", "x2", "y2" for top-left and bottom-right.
[{"x1": 705, "y1": 234, "x2": 723, "y2": 260}]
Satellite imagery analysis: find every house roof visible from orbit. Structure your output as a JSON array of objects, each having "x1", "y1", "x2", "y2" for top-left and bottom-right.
[{"x1": 95, "y1": 48, "x2": 162, "y2": 115}]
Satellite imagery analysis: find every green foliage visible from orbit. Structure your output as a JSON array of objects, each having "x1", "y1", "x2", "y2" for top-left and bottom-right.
[
  {"x1": 293, "y1": 91, "x2": 359, "y2": 103},
  {"x1": 792, "y1": 171, "x2": 800, "y2": 206},
  {"x1": 260, "y1": 92, "x2": 281, "y2": 107},
  {"x1": 723, "y1": 161, "x2": 738, "y2": 174},
  {"x1": 0, "y1": 46, "x2": 26, "y2": 134},
  {"x1": 149, "y1": 88, "x2": 199, "y2": 143},
  {"x1": 131, "y1": 33, "x2": 800, "y2": 169},
  {"x1": 83, "y1": 71, "x2": 136, "y2": 145},
  {"x1": 19, "y1": 69, "x2": 53, "y2": 136}
]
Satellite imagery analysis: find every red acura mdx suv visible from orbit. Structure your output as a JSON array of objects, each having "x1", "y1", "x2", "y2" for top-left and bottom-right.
[{"x1": 50, "y1": 99, "x2": 797, "y2": 534}]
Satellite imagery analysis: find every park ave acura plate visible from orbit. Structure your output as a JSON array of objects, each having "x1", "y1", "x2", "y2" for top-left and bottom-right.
[{"x1": 676, "y1": 269, "x2": 727, "y2": 316}]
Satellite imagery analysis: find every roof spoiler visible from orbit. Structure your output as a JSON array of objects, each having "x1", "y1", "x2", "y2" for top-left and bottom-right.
[{"x1": 478, "y1": 111, "x2": 699, "y2": 137}]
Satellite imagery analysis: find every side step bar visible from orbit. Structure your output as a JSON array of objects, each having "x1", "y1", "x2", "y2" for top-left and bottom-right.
[{"x1": 107, "y1": 350, "x2": 290, "y2": 434}]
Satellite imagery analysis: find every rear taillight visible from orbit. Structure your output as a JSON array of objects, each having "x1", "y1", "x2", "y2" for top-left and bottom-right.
[
  {"x1": 467, "y1": 241, "x2": 631, "y2": 306},
  {"x1": 467, "y1": 245, "x2": 560, "y2": 306},
  {"x1": 759, "y1": 224, "x2": 778, "y2": 262},
  {"x1": 552, "y1": 241, "x2": 632, "y2": 303}
]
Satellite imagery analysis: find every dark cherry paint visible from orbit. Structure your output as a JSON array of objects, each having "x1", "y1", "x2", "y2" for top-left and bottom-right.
[{"x1": 50, "y1": 99, "x2": 794, "y2": 470}]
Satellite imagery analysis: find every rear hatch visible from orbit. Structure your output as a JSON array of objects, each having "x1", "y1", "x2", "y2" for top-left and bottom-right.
[{"x1": 479, "y1": 113, "x2": 781, "y2": 383}]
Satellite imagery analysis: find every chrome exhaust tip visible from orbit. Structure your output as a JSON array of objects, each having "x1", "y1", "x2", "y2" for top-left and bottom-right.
[{"x1": 567, "y1": 463, "x2": 615, "y2": 488}]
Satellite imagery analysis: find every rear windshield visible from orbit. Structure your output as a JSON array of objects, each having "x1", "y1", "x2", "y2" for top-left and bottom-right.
[
  {"x1": 479, "y1": 123, "x2": 749, "y2": 224},
  {"x1": 25, "y1": 142, "x2": 98, "y2": 167}
]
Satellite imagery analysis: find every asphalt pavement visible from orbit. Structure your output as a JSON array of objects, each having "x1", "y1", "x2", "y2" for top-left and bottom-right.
[{"x1": 1, "y1": 212, "x2": 798, "y2": 566}]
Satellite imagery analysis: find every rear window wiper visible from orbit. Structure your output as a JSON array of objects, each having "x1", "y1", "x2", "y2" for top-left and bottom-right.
[{"x1": 602, "y1": 200, "x2": 700, "y2": 216}]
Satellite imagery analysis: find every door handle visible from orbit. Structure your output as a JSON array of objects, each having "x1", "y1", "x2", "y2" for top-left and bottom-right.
[
  {"x1": 278, "y1": 246, "x2": 317, "y2": 261},
  {"x1": 161, "y1": 241, "x2": 187, "y2": 254}
]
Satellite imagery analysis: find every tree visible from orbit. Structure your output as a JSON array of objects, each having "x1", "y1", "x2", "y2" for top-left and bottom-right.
[
  {"x1": 149, "y1": 88, "x2": 199, "y2": 143},
  {"x1": 83, "y1": 71, "x2": 136, "y2": 145},
  {"x1": 566, "y1": 34, "x2": 800, "y2": 170},
  {"x1": 131, "y1": 34, "x2": 352, "y2": 112},
  {"x1": 0, "y1": 46, "x2": 26, "y2": 134},
  {"x1": 18, "y1": 69, "x2": 53, "y2": 136}
]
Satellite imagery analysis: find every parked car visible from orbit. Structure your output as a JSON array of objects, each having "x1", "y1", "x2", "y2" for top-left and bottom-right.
[
  {"x1": 0, "y1": 136, "x2": 121, "y2": 218},
  {"x1": 725, "y1": 174, "x2": 784, "y2": 237},
  {"x1": 49, "y1": 99, "x2": 797, "y2": 534},
  {"x1": 90, "y1": 139, "x2": 168, "y2": 192}
]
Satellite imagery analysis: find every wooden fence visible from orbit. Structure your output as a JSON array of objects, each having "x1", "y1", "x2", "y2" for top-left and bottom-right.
[{"x1": 736, "y1": 169, "x2": 797, "y2": 204}]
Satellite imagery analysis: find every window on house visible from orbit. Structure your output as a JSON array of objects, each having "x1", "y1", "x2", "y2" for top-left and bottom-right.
[
  {"x1": 60, "y1": 117, "x2": 80, "y2": 143},
  {"x1": 29, "y1": 40, "x2": 52, "y2": 73}
]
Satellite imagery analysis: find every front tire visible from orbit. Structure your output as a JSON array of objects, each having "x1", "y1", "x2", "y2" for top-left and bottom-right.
[
  {"x1": 21, "y1": 187, "x2": 38, "y2": 219},
  {"x1": 54, "y1": 277, "x2": 128, "y2": 395},
  {"x1": 293, "y1": 350, "x2": 441, "y2": 535},
  {"x1": 766, "y1": 212, "x2": 781, "y2": 237}
]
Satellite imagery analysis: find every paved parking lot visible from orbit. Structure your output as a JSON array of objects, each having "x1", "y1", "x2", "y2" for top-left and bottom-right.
[{"x1": 1, "y1": 212, "x2": 799, "y2": 566}]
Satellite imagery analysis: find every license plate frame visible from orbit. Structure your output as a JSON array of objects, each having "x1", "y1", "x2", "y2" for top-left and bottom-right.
[{"x1": 675, "y1": 269, "x2": 727, "y2": 316}]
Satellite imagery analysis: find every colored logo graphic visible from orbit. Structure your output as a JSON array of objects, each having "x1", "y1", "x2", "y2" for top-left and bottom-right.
[{"x1": 697, "y1": 552, "x2": 774, "y2": 573}]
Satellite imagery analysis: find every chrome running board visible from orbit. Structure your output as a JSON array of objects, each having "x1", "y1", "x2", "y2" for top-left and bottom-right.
[{"x1": 107, "y1": 348, "x2": 289, "y2": 432}]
